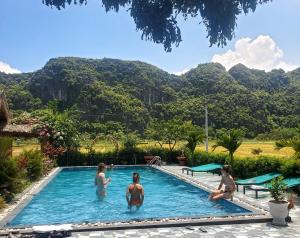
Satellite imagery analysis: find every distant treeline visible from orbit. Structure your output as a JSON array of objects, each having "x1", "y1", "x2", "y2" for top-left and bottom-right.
[{"x1": 1, "y1": 57, "x2": 300, "y2": 138}]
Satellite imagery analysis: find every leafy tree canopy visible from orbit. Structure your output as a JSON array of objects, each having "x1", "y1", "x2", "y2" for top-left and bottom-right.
[{"x1": 42, "y1": 0, "x2": 272, "y2": 51}]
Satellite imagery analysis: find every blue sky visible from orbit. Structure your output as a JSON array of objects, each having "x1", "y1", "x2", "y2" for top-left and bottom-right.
[{"x1": 0, "y1": 0, "x2": 299, "y2": 74}]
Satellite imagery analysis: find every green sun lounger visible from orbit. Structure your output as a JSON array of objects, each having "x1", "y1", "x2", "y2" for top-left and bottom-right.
[
  {"x1": 248, "y1": 177, "x2": 300, "y2": 199},
  {"x1": 236, "y1": 172, "x2": 282, "y2": 194},
  {"x1": 182, "y1": 163, "x2": 223, "y2": 176}
]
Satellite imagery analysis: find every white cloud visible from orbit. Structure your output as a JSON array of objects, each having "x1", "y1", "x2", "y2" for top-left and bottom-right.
[
  {"x1": 173, "y1": 68, "x2": 190, "y2": 76},
  {"x1": 0, "y1": 61, "x2": 21, "y2": 74},
  {"x1": 212, "y1": 35, "x2": 298, "y2": 72}
]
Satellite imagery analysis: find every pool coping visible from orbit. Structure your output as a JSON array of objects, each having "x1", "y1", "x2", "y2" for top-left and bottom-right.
[
  {"x1": 155, "y1": 166, "x2": 269, "y2": 214},
  {"x1": 0, "y1": 165, "x2": 272, "y2": 234},
  {"x1": 0, "y1": 167, "x2": 62, "y2": 228}
]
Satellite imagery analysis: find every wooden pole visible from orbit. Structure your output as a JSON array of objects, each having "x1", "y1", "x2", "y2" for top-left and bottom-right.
[{"x1": 205, "y1": 104, "x2": 208, "y2": 153}]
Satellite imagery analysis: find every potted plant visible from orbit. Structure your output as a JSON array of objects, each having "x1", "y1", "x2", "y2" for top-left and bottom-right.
[
  {"x1": 268, "y1": 176, "x2": 288, "y2": 226},
  {"x1": 177, "y1": 151, "x2": 187, "y2": 166}
]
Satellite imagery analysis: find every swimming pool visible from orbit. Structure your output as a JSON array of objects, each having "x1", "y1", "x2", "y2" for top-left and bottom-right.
[{"x1": 8, "y1": 166, "x2": 252, "y2": 227}]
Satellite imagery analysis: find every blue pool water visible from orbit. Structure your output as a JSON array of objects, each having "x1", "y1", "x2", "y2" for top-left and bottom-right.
[{"x1": 9, "y1": 167, "x2": 251, "y2": 226}]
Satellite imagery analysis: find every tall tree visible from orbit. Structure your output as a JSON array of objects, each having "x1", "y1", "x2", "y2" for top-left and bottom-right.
[
  {"x1": 162, "y1": 118, "x2": 185, "y2": 152},
  {"x1": 42, "y1": 0, "x2": 272, "y2": 51},
  {"x1": 147, "y1": 118, "x2": 185, "y2": 151}
]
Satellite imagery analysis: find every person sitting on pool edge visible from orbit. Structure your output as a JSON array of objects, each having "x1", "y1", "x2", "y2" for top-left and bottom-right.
[
  {"x1": 209, "y1": 165, "x2": 236, "y2": 201},
  {"x1": 126, "y1": 172, "x2": 144, "y2": 210},
  {"x1": 95, "y1": 163, "x2": 111, "y2": 197}
]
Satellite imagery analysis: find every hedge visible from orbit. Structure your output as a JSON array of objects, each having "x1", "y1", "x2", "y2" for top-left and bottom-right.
[
  {"x1": 56, "y1": 148, "x2": 300, "y2": 179},
  {"x1": 56, "y1": 147, "x2": 182, "y2": 166},
  {"x1": 188, "y1": 151, "x2": 300, "y2": 179}
]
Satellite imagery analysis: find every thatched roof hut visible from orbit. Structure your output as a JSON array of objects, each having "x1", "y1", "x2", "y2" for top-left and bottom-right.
[{"x1": 0, "y1": 92, "x2": 37, "y2": 138}]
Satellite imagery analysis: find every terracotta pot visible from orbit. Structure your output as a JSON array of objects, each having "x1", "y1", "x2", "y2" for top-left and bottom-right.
[
  {"x1": 268, "y1": 200, "x2": 289, "y2": 226},
  {"x1": 177, "y1": 156, "x2": 187, "y2": 166},
  {"x1": 144, "y1": 155, "x2": 154, "y2": 164}
]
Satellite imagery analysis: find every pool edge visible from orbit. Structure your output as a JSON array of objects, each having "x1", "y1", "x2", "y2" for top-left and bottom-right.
[
  {"x1": 0, "y1": 168, "x2": 62, "y2": 228},
  {"x1": 0, "y1": 165, "x2": 272, "y2": 233}
]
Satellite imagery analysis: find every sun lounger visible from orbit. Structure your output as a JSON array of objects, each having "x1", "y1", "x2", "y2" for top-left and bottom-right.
[
  {"x1": 248, "y1": 177, "x2": 300, "y2": 198},
  {"x1": 235, "y1": 172, "x2": 281, "y2": 194},
  {"x1": 182, "y1": 163, "x2": 223, "y2": 176}
]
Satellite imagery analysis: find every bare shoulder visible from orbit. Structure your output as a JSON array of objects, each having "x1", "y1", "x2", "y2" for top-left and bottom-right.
[
  {"x1": 137, "y1": 184, "x2": 144, "y2": 190},
  {"x1": 98, "y1": 172, "x2": 105, "y2": 177},
  {"x1": 128, "y1": 184, "x2": 134, "y2": 189}
]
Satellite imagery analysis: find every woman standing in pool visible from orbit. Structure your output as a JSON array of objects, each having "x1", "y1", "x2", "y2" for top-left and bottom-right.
[
  {"x1": 95, "y1": 163, "x2": 111, "y2": 197},
  {"x1": 126, "y1": 172, "x2": 144, "y2": 210},
  {"x1": 209, "y1": 165, "x2": 236, "y2": 201}
]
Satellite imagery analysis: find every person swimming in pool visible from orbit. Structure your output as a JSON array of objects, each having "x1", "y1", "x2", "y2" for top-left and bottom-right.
[
  {"x1": 95, "y1": 163, "x2": 111, "y2": 197},
  {"x1": 126, "y1": 172, "x2": 144, "y2": 210},
  {"x1": 209, "y1": 165, "x2": 236, "y2": 201}
]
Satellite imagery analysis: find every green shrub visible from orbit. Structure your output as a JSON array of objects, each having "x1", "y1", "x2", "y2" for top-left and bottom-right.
[
  {"x1": 269, "y1": 176, "x2": 287, "y2": 202},
  {"x1": 0, "y1": 196, "x2": 6, "y2": 210},
  {"x1": 56, "y1": 148, "x2": 300, "y2": 180},
  {"x1": 279, "y1": 158, "x2": 300, "y2": 177},
  {"x1": 123, "y1": 133, "x2": 139, "y2": 152},
  {"x1": 0, "y1": 138, "x2": 30, "y2": 202},
  {"x1": 57, "y1": 150, "x2": 112, "y2": 166},
  {"x1": 0, "y1": 137, "x2": 12, "y2": 158},
  {"x1": 18, "y1": 150, "x2": 44, "y2": 181},
  {"x1": 146, "y1": 147, "x2": 181, "y2": 163},
  {"x1": 189, "y1": 151, "x2": 227, "y2": 166},
  {"x1": 0, "y1": 157, "x2": 22, "y2": 200},
  {"x1": 118, "y1": 148, "x2": 143, "y2": 165},
  {"x1": 57, "y1": 147, "x2": 183, "y2": 166},
  {"x1": 188, "y1": 151, "x2": 300, "y2": 179}
]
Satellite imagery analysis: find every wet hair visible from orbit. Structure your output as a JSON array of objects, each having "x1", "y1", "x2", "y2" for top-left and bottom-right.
[
  {"x1": 97, "y1": 163, "x2": 106, "y2": 173},
  {"x1": 133, "y1": 172, "x2": 140, "y2": 183},
  {"x1": 221, "y1": 165, "x2": 232, "y2": 175}
]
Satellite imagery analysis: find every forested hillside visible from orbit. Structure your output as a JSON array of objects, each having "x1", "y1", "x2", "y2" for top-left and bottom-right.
[{"x1": 0, "y1": 57, "x2": 299, "y2": 138}]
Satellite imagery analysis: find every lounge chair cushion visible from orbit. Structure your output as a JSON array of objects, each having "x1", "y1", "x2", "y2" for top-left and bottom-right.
[
  {"x1": 190, "y1": 163, "x2": 223, "y2": 172},
  {"x1": 236, "y1": 172, "x2": 281, "y2": 185}
]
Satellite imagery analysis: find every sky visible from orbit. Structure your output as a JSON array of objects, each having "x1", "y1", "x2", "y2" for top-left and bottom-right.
[{"x1": 0, "y1": 0, "x2": 299, "y2": 74}]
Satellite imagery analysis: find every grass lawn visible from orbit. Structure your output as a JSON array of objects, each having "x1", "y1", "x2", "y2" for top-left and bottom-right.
[{"x1": 13, "y1": 139, "x2": 294, "y2": 158}]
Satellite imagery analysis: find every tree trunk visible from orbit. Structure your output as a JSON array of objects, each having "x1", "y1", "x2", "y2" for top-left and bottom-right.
[
  {"x1": 191, "y1": 151, "x2": 194, "y2": 166},
  {"x1": 171, "y1": 140, "x2": 176, "y2": 151},
  {"x1": 230, "y1": 153, "x2": 234, "y2": 164},
  {"x1": 229, "y1": 152, "x2": 234, "y2": 175}
]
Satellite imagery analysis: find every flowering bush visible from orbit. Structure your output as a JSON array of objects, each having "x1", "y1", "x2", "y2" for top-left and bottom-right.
[
  {"x1": 42, "y1": 141, "x2": 66, "y2": 158},
  {"x1": 33, "y1": 110, "x2": 80, "y2": 153},
  {"x1": 42, "y1": 156, "x2": 56, "y2": 175}
]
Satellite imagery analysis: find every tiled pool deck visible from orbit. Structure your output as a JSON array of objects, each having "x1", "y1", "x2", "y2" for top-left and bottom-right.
[{"x1": 0, "y1": 165, "x2": 299, "y2": 237}]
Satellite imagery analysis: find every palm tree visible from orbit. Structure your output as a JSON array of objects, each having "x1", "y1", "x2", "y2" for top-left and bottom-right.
[
  {"x1": 212, "y1": 129, "x2": 243, "y2": 166},
  {"x1": 275, "y1": 137, "x2": 300, "y2": 159},
  {"x1": 185, "y1": 124, "x2": 204, "y2": 166}
]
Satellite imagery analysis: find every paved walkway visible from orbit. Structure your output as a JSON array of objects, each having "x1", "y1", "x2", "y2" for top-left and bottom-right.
[{"x1": 70, "y1": 166, "x2": 300, "y2": 238}]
